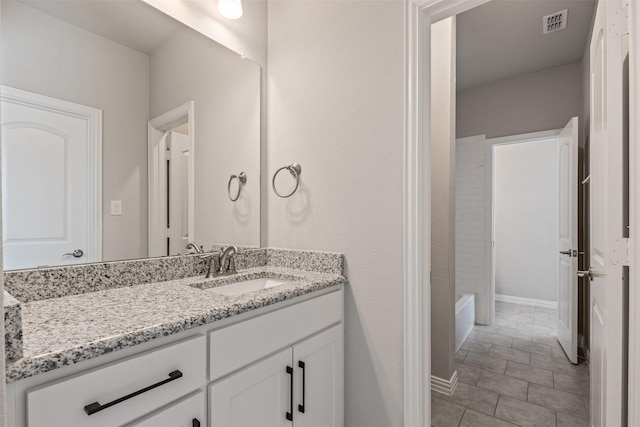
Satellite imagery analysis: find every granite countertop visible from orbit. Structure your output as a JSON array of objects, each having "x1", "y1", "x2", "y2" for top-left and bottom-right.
[{"x1": 5, "y1": 250, "x2": 346, "y2": 383}]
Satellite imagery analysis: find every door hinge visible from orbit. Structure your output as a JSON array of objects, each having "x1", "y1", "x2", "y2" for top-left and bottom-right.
[
  {"x1": 165, "y1": 148, "x2": 171, "y2": 160},
  {"x1": 611, "y1": 1, "x2": 630, "y2": 36},
  {"x1": 166, "y1": 228, "x2": 171, "y2": 238},
  {"x1": 611, "y1": 237, "x2": 630, "y2": 266}
]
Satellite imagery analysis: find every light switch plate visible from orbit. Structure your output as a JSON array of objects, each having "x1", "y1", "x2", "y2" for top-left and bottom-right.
[{"x1": 110, "y1": 200, "x2": 122, "y2": 216}]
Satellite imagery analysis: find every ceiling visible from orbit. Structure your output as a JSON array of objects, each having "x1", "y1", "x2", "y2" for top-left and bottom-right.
[
  {"x1": 456, "y1": 0, "x2": 597, "y2": 91},
  {"x1": 17, "y1": 0, "x2": 184, "y2": 54}
]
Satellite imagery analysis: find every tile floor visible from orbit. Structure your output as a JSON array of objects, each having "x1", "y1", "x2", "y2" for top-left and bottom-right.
[{"x1": 432, "y1": 301, "x2": 590, "y2": 427}]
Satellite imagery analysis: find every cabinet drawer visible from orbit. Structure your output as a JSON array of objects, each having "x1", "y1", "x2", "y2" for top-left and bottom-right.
[
  {"x1": 126, "y1": 390, "x2": 205, "y2": 427},
  {"x1": 26, "y1": 335, "x2": 206, "y2": 427},
  {"x1": 209, "y1": 291, "x2": 342, "y2": 381}
]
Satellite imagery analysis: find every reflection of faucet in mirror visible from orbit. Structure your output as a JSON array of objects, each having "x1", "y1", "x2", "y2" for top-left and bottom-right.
[
  {"x1": 220, "y1": 246, "x2": 240, "y2": 275},
  {"x1": 185, "y1": 243, "x2": 204, "y2": 254}
]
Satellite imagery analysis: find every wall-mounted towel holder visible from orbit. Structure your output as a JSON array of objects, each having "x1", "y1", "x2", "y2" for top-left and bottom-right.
[
  {"x1": 228, "y1": 172, "x2": 246, "y2": 201},
  {"x1": 272, "y1": 163, "x2": 302, "y2": 198}
]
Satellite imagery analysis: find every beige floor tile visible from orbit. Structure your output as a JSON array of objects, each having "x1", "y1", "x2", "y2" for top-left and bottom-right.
[
  {"x1": 456, "y1": 362, "x2": 482, "y2": 385},
  {"x1": 442, "y1": 382, "x2": 499, "y2": 416},
  {"x1": 461, "y1": 339, "x2": 492, "y2": 354},
  {"x1": 464, "y1": 351, "x2": 508, "y2": 374},
  {"x1": 489, "y1": 344, "x2": 531, "y2": 364},
  {"x1": 431, "y1": 395, "x2": 465, "y2": 427},
  {"x1": 527, "y1": 383, "x2": 588, "y2": 418},
  {"x1": 459, "y1": 409, "x2": 518, "y2": 427},
  {"x1": 505, "y1": 361, "x2": 554, "y2": 387},
  {"x1": 495, "y1": 395, "x2": 557, "y2": 427},
  {"x1": 557, "y1": 412, "x2": 589, "y2": 427},
  {"x1": 476, "y1": 370, "x2": 528, "y2": 400}
]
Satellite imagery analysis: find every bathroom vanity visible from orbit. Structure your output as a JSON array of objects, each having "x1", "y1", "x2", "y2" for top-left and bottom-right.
[{"x1": 4, "y1": 249, "x2": 346, "y2": 427}]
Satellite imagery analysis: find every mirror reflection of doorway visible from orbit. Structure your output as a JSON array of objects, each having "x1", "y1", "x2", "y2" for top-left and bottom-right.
[
  {"x1": 0, "y1": 86, "x2": 102, "y2": 270},
  {"x1": 148, "y1": 101, "x2": 195, "y2": 257}
]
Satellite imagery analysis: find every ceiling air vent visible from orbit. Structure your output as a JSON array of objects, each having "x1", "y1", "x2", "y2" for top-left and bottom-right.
[{"x1": 543, "y1": 9, "x2": 568, "y2": 34}]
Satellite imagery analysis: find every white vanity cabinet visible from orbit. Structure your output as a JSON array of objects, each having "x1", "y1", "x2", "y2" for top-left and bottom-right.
[
  {"x1": 8, "y1": 289, "x2": 343, "y2": 427},
  {"x1": 209, "y1": 325, "x2": 343, "y2": 427},
  {"x1": 126, "y1": 391, "x2": 206, "y2": 427}
]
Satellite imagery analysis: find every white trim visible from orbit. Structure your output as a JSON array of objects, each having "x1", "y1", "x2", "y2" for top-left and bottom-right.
[
  {"x1": 404, "y1": 1, "x2": 490, "y2": 426},
  {"x1": 628, "y1": 1, "x2": 640, "y2": 424},
  {"x1": 148, "y1": 101, "x2": 195, "y2": 257},
  {"x1": 495, "y1": 294, "x2": 558, "y2": 310},
  {"x1": 430, "y1": 371, "x2": 458, "y2": 396},
  {"x1": 0, "y1": 85, "x2": 102, "y2": 263}
]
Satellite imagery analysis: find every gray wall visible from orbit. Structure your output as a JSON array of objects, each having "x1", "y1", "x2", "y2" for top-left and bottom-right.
[
  {"x1": 430, "y1": 17, "x2": 457, "y2": 382},
  {"x1": 267, "y1": 1, "x2": 404, "y2": 425},
  {"x1": 1, "y1": 1, "x2": 150, "y2": 262},
  {"x1": 457, "y1": 61, "x2": 584, "y2": 139},
  {"x1": 150, "y1": 27, "x2": 261, "y2": 248}
]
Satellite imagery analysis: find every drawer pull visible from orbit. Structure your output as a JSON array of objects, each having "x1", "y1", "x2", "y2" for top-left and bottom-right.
[
  {"x1": 83, "y1": 370, "x2": 183, "y2": 415},
  {"x1": 298, "y1": 361, "x2": 306, "y2": 413},
  {"x1": 286, "y1": 366, "x2": 294, "y2": 421}
]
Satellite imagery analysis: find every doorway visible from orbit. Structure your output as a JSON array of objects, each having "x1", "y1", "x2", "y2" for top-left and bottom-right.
[{"x1": 148, "y1": 101, "x2": 195, "y2": 257}]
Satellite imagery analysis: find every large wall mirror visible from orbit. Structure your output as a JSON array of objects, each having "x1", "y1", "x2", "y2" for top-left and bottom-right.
[{"x1": 0, "y1": 0, "x2": 261, "y2": 270}]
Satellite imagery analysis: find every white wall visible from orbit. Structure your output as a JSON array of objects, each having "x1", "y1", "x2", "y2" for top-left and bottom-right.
[
  {"x1": 457, "y1": 62, "x2": 584, "y2": 139},
  {"x1": 455, "y1": 135, "x2": 491, "y2": 324},
  {"x1": 267, "y1": 1, "x2": 404, "y2": 425},
  {"x1": 430, "y1": 17, "x2": 457, "y2": 381},
  {"x1": 494, "y1": 139, "x2": 559, "y2": 302},
  {"x1": 149, "y1": 27, "x2": 261, "y2": 248},
  {"x1": 0, "y1": 1, "x2": 150, "y2": 262}
]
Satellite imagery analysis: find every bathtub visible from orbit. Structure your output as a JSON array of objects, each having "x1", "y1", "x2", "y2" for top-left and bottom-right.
[{"x1": 455, "y1": 293, "x2": 475, "y2": 351}]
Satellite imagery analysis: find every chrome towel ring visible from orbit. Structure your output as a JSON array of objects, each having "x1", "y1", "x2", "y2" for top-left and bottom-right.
[
  {"x1": 228, "y1": 172, "x2": 246, "y2": 202},
  {"x1": 272, "y1": 163, "x2": 302, "y2": 198}
]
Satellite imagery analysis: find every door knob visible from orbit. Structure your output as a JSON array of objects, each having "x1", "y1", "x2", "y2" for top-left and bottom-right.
[
  {"x1": 63, "y1": 249, "x2": 84, "y2": 258},
  {"x1": 578, "y1": 268, "x2": 603, "y2": 281},
  {"x1": 560, "y1": 250, "x2": 572, "y2": 256}
]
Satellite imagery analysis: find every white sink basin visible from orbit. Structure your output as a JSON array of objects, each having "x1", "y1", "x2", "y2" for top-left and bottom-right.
[{"x1": 206, "y1": 277, "x2": 287, "y2": 296}]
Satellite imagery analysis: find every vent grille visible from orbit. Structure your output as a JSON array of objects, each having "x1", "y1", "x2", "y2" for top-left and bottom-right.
[{"x1": 543, "y1": 9, "x2": 568, "y2": 34}]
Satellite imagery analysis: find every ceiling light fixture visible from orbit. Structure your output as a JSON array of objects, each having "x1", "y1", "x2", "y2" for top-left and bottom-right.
[{"x1": 218, "y1": 0, "x2": 243, "y2": 19}]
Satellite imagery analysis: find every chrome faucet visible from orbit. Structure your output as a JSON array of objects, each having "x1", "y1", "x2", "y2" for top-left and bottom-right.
[
  {"x1": 219, "y1": 245, "x2": 239, "y2": 275},
  {"x1": 201, "y1": 251, "x2": 222, "y2": 279},
  {"x1": 185, "y1": 242, "x2": 204, "y2": 254}
]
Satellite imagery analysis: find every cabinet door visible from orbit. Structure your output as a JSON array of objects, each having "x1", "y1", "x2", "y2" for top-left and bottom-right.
[
  {"x1": 209, "y1": 348, "x2": 293, "y2": 427},
  {"x1": 293, "y1": 325, "x2": 343, "y2": 427},
  {"x1": 127, "y1": 391, "x2": 205, "y2": 427}
]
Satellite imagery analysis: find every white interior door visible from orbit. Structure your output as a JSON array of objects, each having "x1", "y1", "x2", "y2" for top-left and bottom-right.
[
  {"x1": 589, "y1": 0, "x2": 626, "y2": 424},
  {"x1": 556, "y1": 117, "x2": 579, "y2": 364},
  {"x1": 168, "y1": 131, "x2": 190, "y2": 255},
  {"x1": 1, "y1": 87, "x2": 101, "y2": 269}
]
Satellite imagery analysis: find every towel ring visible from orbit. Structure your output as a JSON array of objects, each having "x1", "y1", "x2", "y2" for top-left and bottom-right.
[
  {"x1": 228, "y1": 172, "x2": 246, "y2": 202},
  {"x1": 272, "y1": 163, "x2": 302, "y2": 198}
]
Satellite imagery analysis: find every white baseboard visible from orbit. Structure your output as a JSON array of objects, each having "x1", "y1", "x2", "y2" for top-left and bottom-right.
[
  {"x1": 431, "y1": 370, "x2": 458, "y2": 396},
  {"x1": 495, "y1": 294, "x2": 557, "y2": 310}
]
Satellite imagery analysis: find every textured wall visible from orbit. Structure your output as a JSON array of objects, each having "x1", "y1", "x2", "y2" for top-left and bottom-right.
[{"x1": 267, "y1": 1, "x2": 404, "y2": 425}]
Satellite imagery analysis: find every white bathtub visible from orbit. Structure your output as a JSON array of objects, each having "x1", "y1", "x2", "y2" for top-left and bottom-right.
[{"x1": 455, "y1": 293, "x2": 475, "y2": 351}]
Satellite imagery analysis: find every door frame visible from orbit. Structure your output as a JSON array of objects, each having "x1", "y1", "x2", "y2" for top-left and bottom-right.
[
  {"x1": 0, "y1": 85, "x2": 103, "y2": 263},
  {"x1": 628, "y1": 3, "x2": 640, "y2": 424},
  {"x1": 404, "y1": 1, "x2": 639, "y2": 425},
  {"x1": 487, "y1": 129, "x2": 562, "y2": 320},
  {"x1": 148, "y1": 101, "x2": 195, "y2": 257}
]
